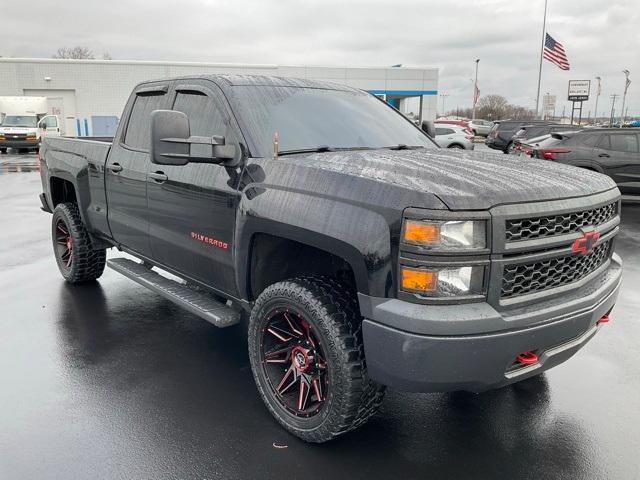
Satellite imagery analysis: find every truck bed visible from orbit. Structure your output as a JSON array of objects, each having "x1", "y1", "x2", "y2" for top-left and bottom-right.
[{"x1": 41, "y1": 136, "x2": 114, "y2": 238}]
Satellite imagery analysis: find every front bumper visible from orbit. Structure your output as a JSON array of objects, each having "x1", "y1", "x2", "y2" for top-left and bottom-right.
[
  {"x1": 359, "y1": 254, "x2": 622, "y2": 393},
  {"x1": 0, "y1": 139, "x2": 39, "y2": 149}
]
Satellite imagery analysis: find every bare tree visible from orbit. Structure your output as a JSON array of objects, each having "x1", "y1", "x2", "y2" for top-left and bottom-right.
[
  {"x1": 476, "y1": 95, "x2": 509, "y2": 120},
  {"x1": 52, "y1": 46, "x2": 95, "y2": 59},
  {"x1": 442, "y1": 95, "x2": 535, "y2": 121},
  {"x1": 101, "y1": 52, "x2": 113, "y2": 60}
]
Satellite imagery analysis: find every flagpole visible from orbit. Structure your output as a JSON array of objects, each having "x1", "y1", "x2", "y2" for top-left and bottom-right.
[{"x1": 534, "y1": 0, "x2": 549, "y2": 118}]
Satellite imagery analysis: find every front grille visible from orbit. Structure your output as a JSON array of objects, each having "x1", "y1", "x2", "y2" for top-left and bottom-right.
[
  {"x1": 5, "y1": 134, "x2": 27, "y2": 140},
  {"x1": 505, "y1": 202, "x2": 617, "y2": 242},
  {"x1": 501, "y1": 240, "x2": 611, "y2": 298}
]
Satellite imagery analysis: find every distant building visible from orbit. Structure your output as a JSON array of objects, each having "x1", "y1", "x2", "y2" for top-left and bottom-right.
[{"x1": 0, "y1": 58, "x2": 438, "y2": 136}]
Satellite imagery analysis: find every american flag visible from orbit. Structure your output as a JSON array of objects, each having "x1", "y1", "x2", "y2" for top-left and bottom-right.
[
  {"x1": 543, "y1": 33, "x2": 570, "y2": 70},
  {"x1": 473, "y1": 84, "x2": 480, "y2": 105}
]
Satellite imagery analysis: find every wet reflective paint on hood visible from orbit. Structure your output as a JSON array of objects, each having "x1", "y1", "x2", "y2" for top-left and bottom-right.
[{"x1": 283, "y1": 148, "x2": 617, "y2": 210}]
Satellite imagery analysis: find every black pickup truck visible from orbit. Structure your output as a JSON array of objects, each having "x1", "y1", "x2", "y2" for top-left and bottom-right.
[{"x1": 39, "y1": 75, "x2": 622, "y2": 443}]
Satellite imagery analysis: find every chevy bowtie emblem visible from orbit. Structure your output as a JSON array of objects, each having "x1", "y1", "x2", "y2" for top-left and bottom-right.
[{"x1": 571, "y1": 231, "x2": 600, "y2": 255}]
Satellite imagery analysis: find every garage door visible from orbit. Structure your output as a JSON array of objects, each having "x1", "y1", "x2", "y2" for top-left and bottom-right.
[{"x1": 23, "y1": 89, "x2": 77, "y2": 136}]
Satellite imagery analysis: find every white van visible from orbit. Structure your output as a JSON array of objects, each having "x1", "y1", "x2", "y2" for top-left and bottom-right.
[{"x1": 0, "y1": 97, "x2": 61, "y2": 152}]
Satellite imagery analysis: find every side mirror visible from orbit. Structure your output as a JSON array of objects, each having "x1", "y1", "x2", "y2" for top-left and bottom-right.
[
  {"x1": 421, "y1": 120, "x2": 436, "y2": 139},
  {"x1": 150, "y1": 110, "x2": 236, "y2": 166}
]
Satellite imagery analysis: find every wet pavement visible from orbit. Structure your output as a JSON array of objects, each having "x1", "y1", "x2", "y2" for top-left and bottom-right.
[{"x1": 1, "y1": 153, "x2": 639, "y2": 479}]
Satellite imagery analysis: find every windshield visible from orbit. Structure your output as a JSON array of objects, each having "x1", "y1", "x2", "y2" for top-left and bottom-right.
[
  {"x1": 231, "y1": 86, "x2": 437, "y2": 157},
  {"x1": 2, "y1": 115, "x2": 37, "y2": 127}
]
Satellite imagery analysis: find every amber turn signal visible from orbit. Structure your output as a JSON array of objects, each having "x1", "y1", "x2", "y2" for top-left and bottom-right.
[
  {"x1": 403, "y1": 220, "x2": 440, "y2": 245},
  {"x1": 401, "y1": 267, "x2": 437, "y2": 294}
]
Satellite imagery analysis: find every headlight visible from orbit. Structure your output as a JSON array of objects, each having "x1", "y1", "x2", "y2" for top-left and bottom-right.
[
  {"x1": 402, "y1": 219, "x2": 486, "y2": 250},
  {"x1": 400, "y1": 265, "x2": 485, "y2": 297}
]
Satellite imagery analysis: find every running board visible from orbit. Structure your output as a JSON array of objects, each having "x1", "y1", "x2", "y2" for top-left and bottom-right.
[{"x1": 107, "y1": 258, "x2": 241, "y2": 328}]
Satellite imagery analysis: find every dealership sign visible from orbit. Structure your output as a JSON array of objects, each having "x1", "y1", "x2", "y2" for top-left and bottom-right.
[
  {"x1": 568, "y1": 80, "x2": 590, "y2": 101},
  {"x1": 543, "y1": 94, "x2": 556, "y2": 112}
]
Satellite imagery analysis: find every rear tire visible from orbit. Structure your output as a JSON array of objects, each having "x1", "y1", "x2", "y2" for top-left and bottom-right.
[
  {"x1": 52, "y1": 202, "x2": 106, "y2": 283},
  {"x1": 504, "y1": 142, "x2": 514, "y2": 154},
  {"x1": 448, "y1": 144, "x2": 464, "y2": 149},
  {"x1": 248, "y1": 276, "x2": 385, "y2": 443}
]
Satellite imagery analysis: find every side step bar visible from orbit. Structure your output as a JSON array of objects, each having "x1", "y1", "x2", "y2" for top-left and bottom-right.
[{"x1": 107, "y1": 258, "x2": 241, "y2": 328}]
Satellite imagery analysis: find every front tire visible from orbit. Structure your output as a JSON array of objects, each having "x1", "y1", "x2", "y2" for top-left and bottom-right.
[
  {"x1": 448, "y1": 144, "x2": 464, "y2": 149},
  {"x1": 52, "y1": 203, "x2": 106, "y2": 283},
  {"x1": 248, "y1": 277, "x2": 385, "y2": 443}
]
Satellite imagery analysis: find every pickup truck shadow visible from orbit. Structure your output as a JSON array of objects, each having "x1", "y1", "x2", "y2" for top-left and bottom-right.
[{"x1": 54, "y1": 280, "x2": 595, "y2": 479}]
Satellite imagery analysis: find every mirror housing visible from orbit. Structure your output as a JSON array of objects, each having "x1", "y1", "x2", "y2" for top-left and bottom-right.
[
  {"x1": 150, "y1": 110, "x2": 236, "y2": 166},
  {"x1": 421, "y1": 120, "x2": 436, "y2": 139}
]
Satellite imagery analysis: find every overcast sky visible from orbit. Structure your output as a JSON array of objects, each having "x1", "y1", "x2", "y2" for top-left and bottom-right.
[{"x1": 2, "y1": 0, "x2": 638, "y2": 117}]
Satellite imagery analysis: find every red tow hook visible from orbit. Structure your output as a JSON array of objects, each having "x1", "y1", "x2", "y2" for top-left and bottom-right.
[
  {"x1": 516, "y1": 351, "x2": 539, "y2": 365},
  {"x1": 597, "y1": 314, "x2": 610, "y2": 325}
]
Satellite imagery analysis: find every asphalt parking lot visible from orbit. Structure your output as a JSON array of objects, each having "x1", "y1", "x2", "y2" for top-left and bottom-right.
[{"x1": 1, "y1": 152, "x2": 639, "y2": 480}]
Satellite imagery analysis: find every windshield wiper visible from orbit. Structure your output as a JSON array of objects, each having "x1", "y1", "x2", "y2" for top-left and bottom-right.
[
  {"x1": 278, "y1": 146, "x2": 333, "y2": 156},
  {"x1": 385, "y1": 144, "x2": 425, "y2": 150}
]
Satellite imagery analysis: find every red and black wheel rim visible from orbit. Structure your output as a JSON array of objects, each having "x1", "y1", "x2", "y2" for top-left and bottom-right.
[
  {"x1": 260, "y1": 309, "x2": 329, "y2": 418},
  {"x1": 55, "y1": 219, "x2": 73, "y2": 269}
]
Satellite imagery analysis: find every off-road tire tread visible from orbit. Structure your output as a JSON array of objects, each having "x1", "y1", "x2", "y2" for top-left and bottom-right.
[
  {"x1": 52, "y1": 202, "x2": 106, "y2": 283},
  {"x1": 248, "y1": 276, "x2": 385, "y2": 443}
]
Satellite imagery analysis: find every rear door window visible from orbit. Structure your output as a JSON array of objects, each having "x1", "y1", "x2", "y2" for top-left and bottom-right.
[
  {"x1": 607, "y1": 134, "x2": 639, "y2": 153},
  {"x1": 436, "y1": 128, "x2": 454, "y2": 135},
  {"x1": 124, "y1": 91, "x2": 167, "y2": 150}
]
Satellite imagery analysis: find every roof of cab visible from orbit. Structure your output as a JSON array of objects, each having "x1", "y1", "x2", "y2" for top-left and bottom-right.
[{"x1": 137, "y1": 74, "x2": 360, "y2": 93}]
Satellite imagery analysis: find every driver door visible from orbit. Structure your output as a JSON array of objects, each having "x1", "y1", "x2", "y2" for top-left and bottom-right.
[{"x1": 146, "y1": 82, "x2": 242, "y2": 296}]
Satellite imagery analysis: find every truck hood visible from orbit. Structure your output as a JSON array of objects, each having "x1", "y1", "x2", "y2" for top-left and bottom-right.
[{"x1": 293, "y1": 148, "x2": 617, "y2": 210}]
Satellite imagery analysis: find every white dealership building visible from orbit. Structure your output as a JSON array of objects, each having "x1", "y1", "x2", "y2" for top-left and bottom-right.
[{"x1": 0, "y1": 58, "x2": 438, "y2": 136}]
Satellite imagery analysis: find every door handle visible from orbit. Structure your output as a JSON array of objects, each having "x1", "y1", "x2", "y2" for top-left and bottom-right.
[
  {"x1": 107, "y1": 162, "x2": 123, "y2": 173},
  {"x1": 598, "y1": 153, "x2": 610, "y2": 158},
  {"x1": 148, "y1": 171, "x2": 168, "y2": 183}
]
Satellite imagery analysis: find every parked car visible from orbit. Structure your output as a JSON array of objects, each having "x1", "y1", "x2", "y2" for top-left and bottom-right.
[
  {"x1": 39, "y1": 75, "x2": 622, "y2": 443},
  {"x1": 527, "y1": 128, "x2": 640, "y2": 197},
  {"x1": 486, "y1": 119, "x2": 550, "y2": 153},
  {"x1": 468, "y1": 119, "x2": 493, "y2": 137},
  {"x1": 434, "y1": 125, "x2": 475, "y2": 149},
  {"x1": 435, "y1": 119, "x2": 473, "y2": 135},
  {"x1": 509, "y1": 124, "x2": 583, "y2": 154}
]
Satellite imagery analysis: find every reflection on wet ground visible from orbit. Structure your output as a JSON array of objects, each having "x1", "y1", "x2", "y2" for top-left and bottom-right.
[{"x1": 0, "y1": 152, "x2": 40, "y2": 173}]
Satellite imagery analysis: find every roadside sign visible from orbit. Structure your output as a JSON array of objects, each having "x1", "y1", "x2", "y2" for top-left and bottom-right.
[
  {"x1": 568, "y1": 80, "x2": 590, "y2": 101},
  {"x1": 543, "y1": 94, "x2": 556, "y2": 112}
]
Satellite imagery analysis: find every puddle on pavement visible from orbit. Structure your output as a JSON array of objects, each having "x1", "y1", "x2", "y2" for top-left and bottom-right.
[{"x1": 0, "y1": 164, "x2": 40, "y2": 173}]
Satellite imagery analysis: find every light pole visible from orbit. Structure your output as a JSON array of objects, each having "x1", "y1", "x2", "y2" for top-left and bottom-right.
[
  {"x1": 610, "y1": 94, "x2": 619, "y2": 126},
  {"x1": 472, "y1": 59, "x2": 480, "y2": 120},
  {"x1": 620, "y1": 69, "x2": 630, "y2": 127},
  {"x1": 439, "y1": 93, "x2": 449, "y2": 117},
  {"x1": 593, "y1": 76, "x2": 601, "y2": 125}
]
